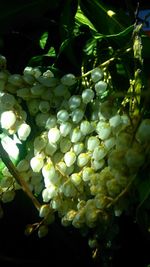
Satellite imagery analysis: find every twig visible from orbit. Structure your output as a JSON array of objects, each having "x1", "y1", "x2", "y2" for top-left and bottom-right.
[{"x1": 106, "y1": 175, "x2": 136, "y2": 209}]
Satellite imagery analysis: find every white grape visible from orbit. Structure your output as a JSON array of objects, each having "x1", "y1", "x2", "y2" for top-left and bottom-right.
[
  {"x1": 73, "y1": 142, "x2": 84, "y2": 155},
  {"x1": 77, "y1": 153, "x2": 90, "y2": 167},
  {"x1": 45, "y1": 115, "x2": 57, "y2": 129},
  {"x1": 61, "y1": 73, "x2": 76, "y2": 86},
  {"x1": 48, "y1": 127, "x2": 61, "y2": 143},
  {"x1": 91, "y1": 67, "x2": 103, "y2": 83},
  {"x1": 70, "y1": 127, "x2": 82, "y2": 143},
  {"x1": 87, "y1": 136, "x2": 100, "y2": 151},
  {"x1": 30, "y1": 155, "x2": 44, "y2": 172},
  {"x1": 71, "y1": 108, "x2": 84, "y2": 123},
  {"x1": 57, "y1": 109, "x2": 69, "y2": 123},
  {"x1": 70, "y1": 173, "x2": 82, "y2": 186},
  {"x1": 59, "y1": 121, "x2": 72, "y2": 137},
  {"x1": 96, "y1": 121, "x2": 111, "y2": 140},
  {"x1": 82, "y1": 89, "x2": 94, "y2": 104},
  {"x1": 95, "y1": 80, "x2": 107, "y2": 96},
  {"x1": 64, "y1": 151, "x2": 76, "y2": 167},
  {"x1": 68, "y1": 95, "x2": 81, "y2": 110},
  {"x1": 1, "y1": 110, "x2": 16, "y2": 129},
  {"x1": 39, "y1": 101, "x2": 50, "y2": 113},
  {"x1": 17, "y1": 123, "x2": 31, "y2": 141}
]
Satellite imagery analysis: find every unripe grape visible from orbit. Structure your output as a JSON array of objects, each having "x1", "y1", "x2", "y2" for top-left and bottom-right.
[
  {"x1": 8, "y1": 74, "x2": 23, "y2": 86},
  {"x1": 38, "y1": 225, "x2": 49, "y2": 238},
  {"x1": 42, "y1": 161, "x2": 56, "y2": 181},
  {"x1": 68, "y1": 95, "x2": 81, "y2": 110},
  {"x1": 39, "y1": 101, "x2": 50, "y2": 113},
  {"x1": 136, "y1": 119, "x2": 150, "y2": 143},
  {"x1": 0, "y1": 93, "x2": 16, "y2": 110},
  {"x1": 77, "y1": 153, "x2": 90, "y2": 167},
  {"x1": 60, "y1": 137, "x2": 72, "y2": 153},
  {"x1": 91, "y1": 159, "x2": 105, "y2": 171},
  {"x1": 17, "y1": 88, "x2": 31, "y2": 99},
  {"x1": 17, "y1": 123, "x2": 31, "y2": 141},
  {"x1": 72, "y1": 209, "x2": 85, "y2": 228},
  {"x1": 106, "y1": 179, "x2": 121, "y2": 197},
  {"x1": 43, "y1": 69, "x2": 54, "y2": 78},
  {"x1": 92, "y1": 145, "x2": 107, "y2": 160},
  {"x1": 125, "y1": 148, "x2": 145, "y2": 169},
  {"x1": 35, "y1": 113, "x2": 50, "y2": 128},
  {"x1": 82, "y1": 89, "x2": 94, "y2": 104},
  {"x1": 70, "y1": 173, "x2": 82, "y2": 186},
  {"x1": 23, "y1": 74, "x2": 35, "y2": 85},
  {"x1": 70, "y1": 127, "x2": 82, "y2": 143},
  {"x1": 30, "y1": 155, "x2": 44, "y2": 172},
  {"x1": 91, "y1": 67, "x2": 103, "y2": 83},
  {"x1": 54, "y1": 84, "x2": 68, "y2": 96},
  {"x1": 61, "y1": 73, "x2": 76, "y2": 86},
  {"x1": 45, "y1": 115, "x2": 57, "y2": 129},
  {"x1": 37, "y1": 77, "x2": 58, "y2": 87},
  {"x1": 57, "y1": 109, "x2": 69, "y2": 123},
  {"x1": 104, "y1": 137, "x2": 116, "y2": 151},
  {"x1": 87, "y1": 136, "x2": 100, "y2": 151},
  {"x1": 96, "y1": 121, "x2": 111, "y2": 140},
  {"x1": 48, "y1": 128, "x2": 61, "y2": 143},
  {"x1": 95, "y1": 81, "x2": 107, "y2": 96},
  {"x1": 61, "y1": 180, "x2": 77, "y2": 197},
  {"x1": 56, "y1": 161, "x2": 67, "y2": 175},
  {"x1": 71, "y1": 108, "x2": 84, "y2": 123},
  {"x1": 46, "y1": 184, "x2": 57, "y2": 198},
  {"x1": 27, "y1": 99, "x2": 40, "y2": 115},
  {"x1": 42, "y1": 188, "x2": 51, "y2": 202},
  {"x1": 39, "y1": 204, "x2": 51, "y2": 218},
  {"x1": 85, "y1": 209, "x2": 98, "y2": 226},
  {"x1": 80, "y1": 120, "x2": 92, "y2": 135},
  {"x1": 82, "y1": 167, "x2": 94, "y2": 182},
  {"x1": 0, "y1": 176, "x2": 13, "y2": 188},
  {"x1": 59, "y1": 122, "x2": 72, "y2": 137},
  {"x1": 2, "y1": 190, "x2": 15, "y2": 203},
  {"x1": 45, "y1": 142, "x2": 58, "y2": 156},
  {"x1": 34, "y1": 134, "x2": 47, "y2": 154},
  {"x1": 30, "y1": 84, "x2": 45, "y2": 96},
  {"x1": 73, "y1": 142, "x2": 84, "y2": 155},
  {"x1": 64, "y1": 151, "x2": 76, "y2": 167},
  {"x1": 109, "y1": 114, "x2": 122, "y2": 128},
  {"x1": 44, "y1": 212, "x2": 55, "y2": 225},
  {"x1": 17, "y1": 159, "x2": 29, "y2": 172},
  {"x1": 53, "y1": 152, "x2": 63, "y2": 164}
]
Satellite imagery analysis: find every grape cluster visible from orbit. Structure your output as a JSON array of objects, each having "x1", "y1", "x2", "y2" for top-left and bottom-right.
[{"x1": 0, "y1": 55, "x2": 150, "y2": 241}]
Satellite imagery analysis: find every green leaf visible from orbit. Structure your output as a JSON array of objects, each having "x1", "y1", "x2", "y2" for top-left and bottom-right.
[
  {"x1": 80, "y1": 0, "x2": 130, "y2": 35},
  {"x1": 94, "y1": 24, "x2": 134, "y2": 40},
  {"x1": 57, "y1": 37, "x2": 80, "y2": 69},
  {"x1": 75, "y1": 7, "x2": 96, "y2": 32},
  {"x1": 40, "y1": 32, "x2": 49, "y2": 49}
]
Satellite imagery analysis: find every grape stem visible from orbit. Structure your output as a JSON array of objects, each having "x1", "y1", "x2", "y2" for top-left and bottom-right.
[
  {"x1": 106, "y1": 175, "x2": 136, "y2": 209},
  {"x1": 80, "y1": 47, "x2": 132, "y2": 78},
  {"x1": 0, "y1": 141, "x2": 41, "y2": 211}
]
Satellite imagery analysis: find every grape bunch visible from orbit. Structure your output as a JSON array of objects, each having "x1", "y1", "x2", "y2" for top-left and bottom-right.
[{"x1": 0, "y1": 55, "x2": 150, "y2": 244}]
